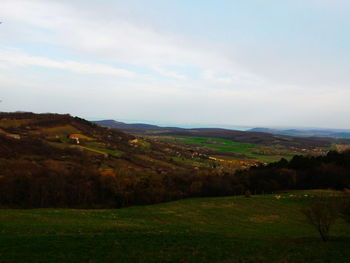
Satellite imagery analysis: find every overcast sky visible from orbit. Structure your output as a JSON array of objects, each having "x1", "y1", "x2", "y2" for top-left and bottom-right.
[{"x1": 1, "y1": 0, "x2": 350, "y2": 128}]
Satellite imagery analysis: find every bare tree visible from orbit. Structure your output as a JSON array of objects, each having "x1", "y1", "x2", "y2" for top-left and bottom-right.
[{"x1": 301, "y1": 200, "x2": 338, "y2": 242}]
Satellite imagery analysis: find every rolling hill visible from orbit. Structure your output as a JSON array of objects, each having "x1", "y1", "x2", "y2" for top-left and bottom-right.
[
  {"x1": 0, "y1": 112, "x2": 205, "y2": 173},
  {"x1": 94, "y1": 120, "x2": 350, "y2": 147},
  {"x1": 0, "y1": 112, "x2": 217, "y2": 208},
  {"x1": 2, "y1": 113, "x2": 349, "y2": 209}
]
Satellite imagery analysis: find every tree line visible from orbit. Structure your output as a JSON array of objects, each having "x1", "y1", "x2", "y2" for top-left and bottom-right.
[{"x1": 0, "y1": 146, "x2": 349, "y2": 208}]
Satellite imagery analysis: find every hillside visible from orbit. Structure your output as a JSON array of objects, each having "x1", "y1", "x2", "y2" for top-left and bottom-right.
[
  {"x1": 0, "y1": 112, "x2": 216, "y2": 208},
  {"x1": 0, "y1": 190, "x2": 349, "y2": 263},
  {"x1": 0, "y1": 112, "x2": 206, "y2": 172},
  {"x1": 1, "y1": 112, "x2": 350, "y2": 209}
]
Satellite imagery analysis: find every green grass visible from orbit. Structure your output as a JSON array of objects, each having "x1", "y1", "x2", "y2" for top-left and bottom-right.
[
  {"x1": 169, "y1": 136, "x2": 292, "y2": 163},
  {"x1": 0, "y1": 190, "x2": 349, "y2": 263},
  {"x1": 179, "y1": 136, "x2": 256, "y2": 153}
]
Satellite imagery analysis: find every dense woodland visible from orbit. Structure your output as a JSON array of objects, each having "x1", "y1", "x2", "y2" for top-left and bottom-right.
[
  {"x1": 0, "y1": 113, "x2": 349, "y2": 208},
  {"x1": 1, "y1": 145, "x2": 349, "y2": 208},
  {"x1": 237, "y1": 150, "x2": 350, "y2": 193}
]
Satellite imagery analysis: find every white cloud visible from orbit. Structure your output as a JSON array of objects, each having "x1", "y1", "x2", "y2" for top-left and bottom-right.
[
  {"x1": 152, "y1": 66, "x2": 187, "y2": 80},
  {"x1": 0, "y1": 0, "x2": 257, "y2": 82},
  {"x1": 0, "y1": 48, "x2": 135, "y2": 78},
  {"x1": 0, "y1": 0, "x2": 349, "y2": 128}
]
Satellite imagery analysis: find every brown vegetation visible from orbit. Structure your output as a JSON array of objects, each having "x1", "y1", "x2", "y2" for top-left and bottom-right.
[{"x1": 0, "y1": 112, "x2": 350, "y2": 209}]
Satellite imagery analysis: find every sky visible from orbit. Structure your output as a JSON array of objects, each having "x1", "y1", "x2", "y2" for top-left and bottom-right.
[{"x1": 0, "y1": 0, "x2": 350, "y2": 129}]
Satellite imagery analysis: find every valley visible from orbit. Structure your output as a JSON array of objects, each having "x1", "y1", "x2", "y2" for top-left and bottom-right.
[
  {"x1": 1, "y1": 112, "x2": 350, "y2": 262},
  {"x1": 95, "y1": 120, "x2": 347, "y2": 165}
]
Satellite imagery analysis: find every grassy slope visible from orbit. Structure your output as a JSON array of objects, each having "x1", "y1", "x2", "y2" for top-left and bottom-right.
[
  {"x1": 81, "y1": 145, "x2": 123, "y2": 157},
  {"x1": 0, "y1": 191, "x2": 349, "y2": 263}
]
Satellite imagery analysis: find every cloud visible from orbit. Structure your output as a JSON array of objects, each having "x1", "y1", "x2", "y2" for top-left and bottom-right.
[
  {"x1": 1, "y1": 0, "x2": 350, "y2": 128},
  {"x1": 0, "y1": 48, "x2": 135, "y2": 78},
  {"x1": 0, "y1": 0, "x2": 256, "y2": 82},
  {"x1": 152, "y1": 66, "x2": 187, "y2": 80}
]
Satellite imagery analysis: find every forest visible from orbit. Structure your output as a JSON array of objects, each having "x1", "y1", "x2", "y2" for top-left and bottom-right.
[{"x1": 1, "y1": 133, "x2": 349, "y2": 208}]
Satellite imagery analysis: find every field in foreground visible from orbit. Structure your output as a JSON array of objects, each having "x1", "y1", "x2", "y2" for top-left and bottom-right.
[{"x1": 0, "y1": 191, "x2": 349, "y2": 263}]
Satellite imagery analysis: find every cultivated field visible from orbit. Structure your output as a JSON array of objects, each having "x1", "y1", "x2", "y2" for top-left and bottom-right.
[
  {"x1": 158, "y1": 135, "x2": 328, "y2": 163},
  {"x1": 0, "y1": 190, "x2": 349, "y2": 263}
]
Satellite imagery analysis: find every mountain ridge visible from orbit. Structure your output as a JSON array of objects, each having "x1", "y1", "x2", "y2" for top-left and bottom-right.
[{"x1": 250, "y1": 127, "x2": 350, "y2": 139}]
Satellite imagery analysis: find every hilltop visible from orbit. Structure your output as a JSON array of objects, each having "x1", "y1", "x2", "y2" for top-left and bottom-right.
[{"x1": 96, "y1": 119, "x2": 163, "y2": 130}]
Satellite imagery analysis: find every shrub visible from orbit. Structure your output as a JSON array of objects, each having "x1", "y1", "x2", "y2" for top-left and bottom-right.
[{"x1": 301, "y1": 200, "x2": 338, "y2": 242}]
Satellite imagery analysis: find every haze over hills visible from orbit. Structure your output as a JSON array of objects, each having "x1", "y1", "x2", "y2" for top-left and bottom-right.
[
  {"x1": 95, "y1": 119, "x2": 169, "y2": 131},
  {"x1": 249, "y1": 127, "x2": 350, "y2": 139},
  {"x1": 94, "y1": 119, "x2": 350, "y2": 147}
]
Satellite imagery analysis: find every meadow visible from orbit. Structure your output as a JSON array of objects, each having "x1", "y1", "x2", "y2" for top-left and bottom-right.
[
  {"x1": 162, "y1": 136, "x2": 298, "y2": 163},
  {"x1": 0, "y1": 190, "x2": 349, "y2": 263}
]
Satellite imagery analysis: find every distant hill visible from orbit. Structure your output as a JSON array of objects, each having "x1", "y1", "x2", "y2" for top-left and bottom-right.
[
  {"x1": 250, "y1": 127, "x2": 350, "y2": 139},
  {"x1": 94, "y1": 120, "x2": 350, "y2": 147},
  {"x1": 96, "y1": 120, "x2": 162, "y2": 130},
  {"x1": 94, "y1": 120, "x2": 183, "y2": 134}
]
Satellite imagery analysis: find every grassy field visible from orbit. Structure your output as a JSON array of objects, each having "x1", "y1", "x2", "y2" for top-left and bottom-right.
[
  {"x1": 0, "y1": 191, "x2": 349, "y2": 263},
  {"x1": 164, "y1": 136, "x2": 295, "y2": 163},
  {"x1": 180, "y1": 136, "x2": 256, "y2": 154}
]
